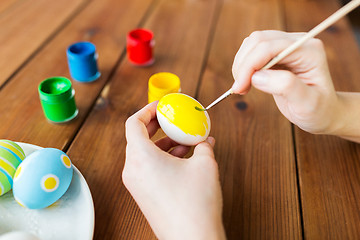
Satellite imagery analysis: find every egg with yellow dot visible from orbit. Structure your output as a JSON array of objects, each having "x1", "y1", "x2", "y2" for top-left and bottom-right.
[
  {"x1": 13, "y1": 148, "x2": 73, "y2": 209},
  {"x1": 0, "y1": 139, "x2": 25, "y2": 197},
  {"x1": 157, "y1": 93, "x2": 211, "y2": 146}
]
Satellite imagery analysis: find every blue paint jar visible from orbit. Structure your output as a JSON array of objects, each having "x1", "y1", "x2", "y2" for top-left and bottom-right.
[{"x1": 66, "y1": 42, "x2": 100, "y2": 82}]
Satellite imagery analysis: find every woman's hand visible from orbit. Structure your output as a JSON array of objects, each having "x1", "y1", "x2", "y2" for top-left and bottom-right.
[
  {"x1": 232, "y1": 30, "x2": 341, "y2": 135},
  {"x1": 123, "y1": 101, "x2": 226, "y2": 240}
]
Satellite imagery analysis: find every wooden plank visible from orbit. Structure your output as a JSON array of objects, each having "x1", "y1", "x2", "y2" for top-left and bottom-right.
[
  {"x1": 0, "y1": 0, "x2": 20, "y2": 15},
  {"x1": 0, "y1": 0, "x2": 88, "y2": 87},
  {"x1": 196, "y1": 0, "x2": 303, "y2": 239},
  {"x1": 284, "y1": 0, "x2": 360, "y2": 238},
  {"x1": 66, "y1": 0, "x2": 219, "y2": 238},
  {"x1": 0, "y1": 0, "x2": 154, "y2": 148}
]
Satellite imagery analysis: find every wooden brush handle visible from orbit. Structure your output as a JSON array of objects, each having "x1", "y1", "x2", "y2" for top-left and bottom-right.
[{"x1": 262, "y1": 0, "x2": 360, "y2": 70}]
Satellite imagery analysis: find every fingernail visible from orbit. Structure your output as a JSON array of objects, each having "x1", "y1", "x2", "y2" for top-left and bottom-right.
[
  {"x1": 231, "y1": 82, "x2": 239, "y2": 90},
  {"x1": 252, "y1": 71, "x2": 267, "y2": 85},
  {"x1": 231, "y1": 81, "x2": 243, "y2": 94},
  {"x1": 206, "y1": 137, "x2": 215, "y2": 147}
]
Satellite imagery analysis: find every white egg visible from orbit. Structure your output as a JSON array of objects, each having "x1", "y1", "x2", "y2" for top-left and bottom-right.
[{"x1": 156, "y1": 93, "x2": 211, "y2": 146}]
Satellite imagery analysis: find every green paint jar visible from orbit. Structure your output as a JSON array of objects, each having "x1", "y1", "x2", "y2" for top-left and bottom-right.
[{"x1": 38, "y1": 77, "x2": 78, "y2": 123}]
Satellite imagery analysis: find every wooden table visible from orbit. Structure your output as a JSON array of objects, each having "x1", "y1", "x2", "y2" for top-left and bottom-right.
[{"x1": 0, "y1": 0, "x2": 359, "y2": 239}]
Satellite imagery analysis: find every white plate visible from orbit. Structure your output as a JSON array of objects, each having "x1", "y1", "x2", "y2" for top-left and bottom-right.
[{"x1": 0, "y1": 143, "x2": 95, "y2": 240}]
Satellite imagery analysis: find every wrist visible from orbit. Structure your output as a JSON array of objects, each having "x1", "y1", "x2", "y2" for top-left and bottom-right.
[
  {"x1": 156, "y1": 211, "x2": 226, "y2": 240},
  {"x1": 323, "y1": 92, "x2": 344, "y2": 136},
  {"x1": 327, "y1": 92, "x2": 360, "y2": 143},
  {"x1": 192, "y1": 219, "x2": 226, "y2": 240}
]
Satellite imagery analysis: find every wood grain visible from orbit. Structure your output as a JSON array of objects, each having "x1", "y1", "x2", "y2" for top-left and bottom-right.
[
  {"x1": 66, "y1": 0, "x2": 219, "y2": 238},
  {"x1": 0, "y1": 0, "x2": 20, "y2": 15},
  {"x1": 284, "y1": 0, "x2": 360, "y2": 238},
  {"x1": 0, "y1": 0, "x2": 87, "y2": 87},
  {"x1": 0, "y1": 0, "x2": 154, "y2": 148},
  {"x1": 1, "y1": 0, "x2": 359, "y2": 238},
  {"x1": 196, "y1": 0, "x2": 303, "y2": 239}
]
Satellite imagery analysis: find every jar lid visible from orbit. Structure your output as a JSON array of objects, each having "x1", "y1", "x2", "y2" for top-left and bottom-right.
[
  {"x1": 66, "y1": 42, "x2": 96, "y2": 60},
  {"x1": 128, "y1": 28, "x2": 154, "y2": 44},
  {"x1": 38, "y1": 77, "x2": 73, "y2": 103},
  {"x1": 148, "y1": 72, "x2": 180, "y2": 97}
]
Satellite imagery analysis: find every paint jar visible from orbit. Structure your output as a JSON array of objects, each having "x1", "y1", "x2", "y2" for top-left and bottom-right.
[
  {"x1": 38, "y1": 77, "x2": 78, "y2": 123},
  {"x1": 148, "y1": 72, "x2": 181, "y2": 103},
  {"x1": 127, "y1": 28, "x2": 155, "y2": 66},
  {"x1": 67, "y1": 42, "x2": 100, "y2": 82}
]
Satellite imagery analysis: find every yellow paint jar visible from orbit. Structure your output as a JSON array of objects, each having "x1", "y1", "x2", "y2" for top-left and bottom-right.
[{"x1": 148, "y1": 72, "x2": 181, "y2": 103}]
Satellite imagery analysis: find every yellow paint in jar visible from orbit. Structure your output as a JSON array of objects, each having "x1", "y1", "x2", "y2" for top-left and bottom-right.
[{"x1": 148, "y1": 72, "x2": 180, "y2": 103}]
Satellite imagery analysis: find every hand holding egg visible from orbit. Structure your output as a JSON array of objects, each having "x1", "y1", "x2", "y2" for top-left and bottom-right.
[{"x1": 157, "y1": 93, "x2": 211, "y2": 146}]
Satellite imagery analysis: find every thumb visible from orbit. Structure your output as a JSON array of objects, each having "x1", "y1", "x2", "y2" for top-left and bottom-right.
[
  {"x1": 251, "y1": 69, "x2": 310, "y2": 102},
  {"x1": 192, "y1": 137, "x2": 215, "y2": 159}
]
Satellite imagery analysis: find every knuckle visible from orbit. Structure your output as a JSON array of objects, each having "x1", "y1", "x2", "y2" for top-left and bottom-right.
[
  {"x1": 122, "y1": 148, "x2": 140, "y2": 187},
  {"x1": 264, "y1": 29, "x2": 282, "y2": 36},
  {"x1": 125, "y1": 115, "x2": 134, "y2": 129},
  {"x1": 121, "y1": 165, "x2": 138, "y2": 190},
  {"x1": 232, "y1": 67, "x2": 237, "y2": 78},
  {"x1": 241, "y1": 36, "x2": 250, "y2": 46},
  {"x1": 122, "y1": 163, "x2": 133, "y2": 188},
  {"x1": 306, "y1": 38, "x2": 326, "y2": 62},
  {"x1": 309, "y1": 38, "x2": 324, "y2": 49},
  {"x1": 232, "y1": 60, "x2": 239, "y2": 77},
  {"x1": 256, "y1": 41, "x2": 271, "y2": 54},
  {"x1": 249, "y1": 31, "x2": 264, "y2": 42},
  {"x1": 121, "y1": 167, "x2": 130, "y2": 187},
  {"x1": 306, "y1": 38, "x2": 325, "y2": 55}
]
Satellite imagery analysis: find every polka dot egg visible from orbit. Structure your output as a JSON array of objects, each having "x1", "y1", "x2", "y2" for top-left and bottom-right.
[
  {"x1": 0, "y1": 140, "x2": 25, "y2": 196},
  {"x1": 13, "y1": 148, "x2": 73, "y2": 209}
]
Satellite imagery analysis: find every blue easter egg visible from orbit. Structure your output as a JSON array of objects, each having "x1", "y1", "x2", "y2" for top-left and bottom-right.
[{"x1": 13, "y1": 148, "x2": 73, "y2": 209}]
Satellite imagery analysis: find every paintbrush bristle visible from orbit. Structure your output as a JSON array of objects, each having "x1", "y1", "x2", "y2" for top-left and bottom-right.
[{"x1": 195, "y1": 106, "x2": 206, "y2": 111}]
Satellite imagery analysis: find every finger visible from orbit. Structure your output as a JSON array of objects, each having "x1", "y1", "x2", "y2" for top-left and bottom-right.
[
  {"x1": 232, "y1": 30, "x2": 297, "y2": 80},
  {"x1": 125, "y1": 101, "x2": 158, "y2": 143},
  {"x1": 232, "y1": 32, "x2": 306, "y2": 94},
  {"x1": 192, "y1": 137, "x2": 215, "y2": 159},
  {"x1": 155, "y1": 136, "x2": 179, "y2": 152},
  {"x1": 206, "y1": 136, "x2": 215, "y2": 147},
  {"x1": 251, "y1": 69, "x2": 311, "y2": 103},
  {"x1": 169, "y1": 145, "x2": 191, "y2": 158},
  {"x1": 232, "y1": 38, "x2": 295, "y2": 93},
  {"x1": 147, "y1": 118, "x2": 160, "y2": 139}
]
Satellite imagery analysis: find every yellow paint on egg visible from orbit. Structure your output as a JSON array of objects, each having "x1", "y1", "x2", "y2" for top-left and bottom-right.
[
  {"x1": 157, "y1": 93, "x2": 209, "y2": 136},
  {"x1": 0, "y1": 182, "x2": 4, "y2": 195},
  {"x1": 14, "y1": 165, "x2": 22, "y2": 180},
  {"x1": 0, "y1": 158, "x2": 16, "y2": 176},
  {"x1": 44, "y1": 177, "x2": 57, "y2": 190},
  {"x1": 41, "y1": 174, "x2": 59, "y2": 192},
  {"x1": 0, "y1": 141, "x2": 25, "y2": 160},
  {"x1": 15, "y1": 198, "x2": 26, "y2": 208},
  {"x1": 61, "y1": 155, "x2": 72, "y2": 168}
]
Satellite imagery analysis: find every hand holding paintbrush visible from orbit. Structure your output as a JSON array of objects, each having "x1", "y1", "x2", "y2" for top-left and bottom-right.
[{"x1": 197, "y1": 0, "x2": 360, "y2": 111}]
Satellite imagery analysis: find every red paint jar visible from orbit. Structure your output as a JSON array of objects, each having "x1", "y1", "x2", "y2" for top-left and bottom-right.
[{"x1": 127, "y1": 28, "x2": 154, "y2": 66}]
